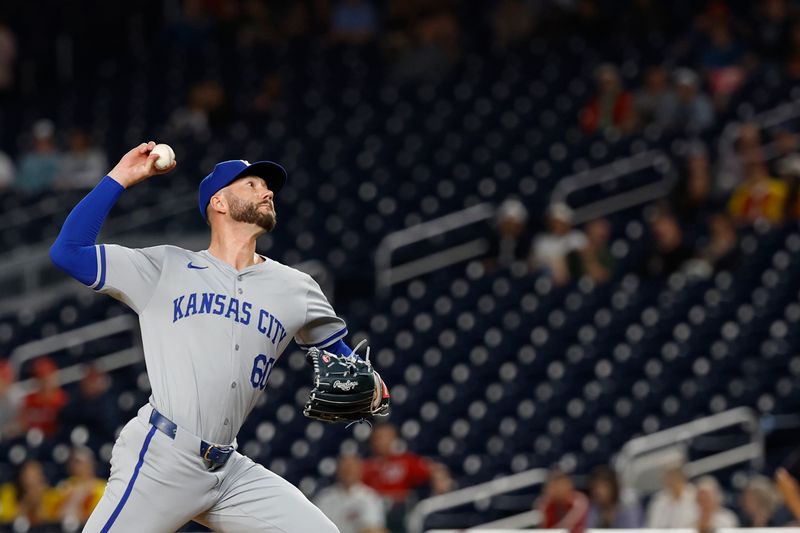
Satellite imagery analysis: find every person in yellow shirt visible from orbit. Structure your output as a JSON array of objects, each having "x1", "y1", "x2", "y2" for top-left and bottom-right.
[
  {"x1": 55, "y1": 446, "x2": 106, "y2": 526},
  {"x1": 728, "y1": 161, "x2": 788, "y2": 226},
  {"x1": 0, "y1": 460, "x2": 61, "y2": 526}
]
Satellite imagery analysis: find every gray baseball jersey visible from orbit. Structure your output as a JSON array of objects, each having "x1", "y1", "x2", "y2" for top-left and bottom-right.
[
  {"x1": 93, "y1": 244, "x2": 345, "y2": 444},
  {"x1": 82, "y1": 244, "x2": 344, "y2": 532}
]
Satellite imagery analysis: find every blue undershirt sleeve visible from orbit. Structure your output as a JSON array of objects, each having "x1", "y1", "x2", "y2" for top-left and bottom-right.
[
  {"x1": 327, "y1": 339, "x2": 353, "y2": 356},
  {"x1": 49, "y1": 176, "x2": 125, "y2": 286}
]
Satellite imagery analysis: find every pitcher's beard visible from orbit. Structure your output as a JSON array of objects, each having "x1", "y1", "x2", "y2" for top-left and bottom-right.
[{"x1": 228, "y1": 196, "x2": 276, "y2": 232}]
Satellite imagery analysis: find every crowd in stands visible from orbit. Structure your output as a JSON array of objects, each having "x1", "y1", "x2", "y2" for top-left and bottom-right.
[
  {"x1": 499, "y1": 114, "x2": 800, "y2": 290},
  {"x1": 2, "y1": 0, "x2": 800, "y2": 532},
  {"x1": 0, "y1": 119, "x2": 108, "y2": 194},
  {"x1": 315, "y1": 423, "x2": 453, "y2": 533},
  {"x1": 0, "y1": 358, "x2": 117, "y2": 446},
  {"x1": 3, "y1": 350, "x2": 800, "y2": 533},
  {"x1": 536, "y1": 464, "x2": 800, "y2": 532},
  {"x1": 0, "y1": 449, "x2": 105, "y2": 530}
]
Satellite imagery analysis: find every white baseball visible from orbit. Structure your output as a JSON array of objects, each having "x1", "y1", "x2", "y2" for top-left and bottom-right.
[{"x1": 152, "y1": 143, "x2": 175, "y2": 170}]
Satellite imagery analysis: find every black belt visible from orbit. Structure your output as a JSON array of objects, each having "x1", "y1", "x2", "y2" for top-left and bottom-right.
[{"x1": 149, "y1": 408, "x2": 234, "y2": 471}]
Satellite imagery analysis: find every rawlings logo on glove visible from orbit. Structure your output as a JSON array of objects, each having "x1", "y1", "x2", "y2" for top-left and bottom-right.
[
  {"x1": 333, "y1": 380, "x2": 358, "y2": 391},
  {"x1": 303, "y1": 340, "x2": 390, "y2": 424}
]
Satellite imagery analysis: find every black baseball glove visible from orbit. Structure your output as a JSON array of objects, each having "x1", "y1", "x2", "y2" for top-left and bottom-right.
[{"x1": 303, "y1": 341, "x2": 390, "y2": 424}]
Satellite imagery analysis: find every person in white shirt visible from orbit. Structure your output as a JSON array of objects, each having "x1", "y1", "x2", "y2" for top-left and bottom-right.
[
  {"x1": 645, "y1": 465, "x2": 698, "y2": 528},
  {"x1": 316, "y1": 454, "x2": 388, "y2": 533},
  {"x1": 530, "y1": 202, "x2": 587, "y2": 286},
  {"x1": 696, "y1": 475, "x2": 739, "y2": 532}
]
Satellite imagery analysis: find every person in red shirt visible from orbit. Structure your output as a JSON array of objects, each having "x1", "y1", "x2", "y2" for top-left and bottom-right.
[
  {"x1": 537, "y1": 469, "x2": 590, "y2": 533},
  {"x1": 580, "y1": 64, "x2": 636, "y2": 135},
  {"x1": 19, "y1": 357, "x2": 68, "y2": 438},
  {"x1": 362, "y1": 423, "x2": 452, "y2": 530}
]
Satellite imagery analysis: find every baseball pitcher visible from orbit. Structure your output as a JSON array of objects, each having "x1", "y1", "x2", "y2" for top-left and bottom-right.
[{"x1": 50, "y1": 142, "x2": 390, "y2": 532}]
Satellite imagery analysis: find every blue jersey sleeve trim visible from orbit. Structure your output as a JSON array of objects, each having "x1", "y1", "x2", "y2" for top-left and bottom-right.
[
  {"x1": 96, "y1": 244, "x2": 107, "y2": 290},
  {"x1": 49, "y1": 176, "x2": 124, "y2": 285},
  {"x1": 296, "y1": 327, "x2": 348, "y2": 350}
]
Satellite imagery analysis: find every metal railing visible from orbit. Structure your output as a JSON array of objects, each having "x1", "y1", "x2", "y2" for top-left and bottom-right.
[
  {"x1": 614, "y1": 407, "x2": 763, "y2": 495},
  {"x1": 410, "y1": 408, "x2": 763, "y2": 533},
  {"x1": 9, "y1": 347, "x2": 144, "y2": 403},
  {"x1": 717, "y1": 98, "x2": 800, "y2": 161},
  {"x1": 375, "y1": 149, "x2": 677, "y2": 297},
  {"x1": 0, "y1": 194, "x2": 198, "y2": 296},
  {"x1": 9, "y1": 314, "x2": 141, "y2": 376},
  {"x1": 406, "y1": 468, "x2": 548, "y2": 533},
  {"x1": 471, "y1": 510, "x2": 543, "y2": 530},
  {"x1": 374, "y1": 202, "x2": 496, "y2": 297},
  {"x1": 550, "y1": 149, "x2": 676, "y2": 225}
]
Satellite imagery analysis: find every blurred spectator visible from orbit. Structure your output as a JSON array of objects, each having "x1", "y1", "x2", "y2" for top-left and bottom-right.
[
  {"x1": 491, "y1": 0, "x2": 536, "y2": 48},
  {"x1": 315, "y1": 454, "x2": 388, "y2": 533},
  {"x1": 19, "y1": 357, "x2": 67, "y2": 438},
  {"x1": 0, "y1": 460, "x2": 61, "y2": 525},
  {"x1": 786, "y1": 20, "x2": 800, "y2": 79},
  {"x1": 56, "y1": 129, "x2": 109, "y2": 189},
  {"x1": 531, "y1": 203, "x2": 587, "y2": 286},
  {"x1": 387, "y1": 7, "x2": 460, "y2": 83},
  {"x1": 167, "y1": 81, "x2": 228, "y2": 141},
  {"x1": 585, "y1": 466, "x2": 643, "y2": 528},
  {"x1": 0, "y1": 360, "x2": 20, "y2": 440},
  {"x1": 695, "y1": 213, "x2": 740, "y2": 274},
  {"x1": 429, "y1": 463, "x2": 454, "y2": 495},
  {"x1": 330, "y1": 0, "x2": 379, "y2": 44},
  {"x1": 645, "y1": 465, "x2": 698, "y2": 528},
  {"x1": 769, "y1": 127, "x2": 800, "y2": 218},
  {"x1": 62, "y1": 366, "x2": 117, "y2": 443},
  {"x1": 580, "y1": 64, "x2": 636, "y2": 135},
  {"x1": 362, "y1": 423, "x2": 451, "y2": 530},
  {"x1": 772, "y1": 126, "x2": 800, "y2": 176},
  {"x1": 55, "y1": 447, "x2": 105, "y2": 526},
  {"x1": 640, "y1": 211, "x2": 694, "y2": 279},
  {"x1": 671, "y1": 68, "x2": 715, "y2": 134},
  {"x1": 634, "y1": 65, "x2": 678, "y2": 131},
  {"x1": 0, "y1": 21, "x2": 15, "y2": 94},
  {"x1": 488, "y1": 198, "x2": 530, "y2": 270},
  {"x1": 0, "y1": 149, "x2": 15, "y2": 190},
  {"x1": 776, "y1": 467, "x2": 800, "y2": 523},
  {"x1": 728, "y1": 160, "x2": 788, "y2": 227},
  {"x1": 568, "y1": 218, "x2": 613, "y2": 284},
  {"x1": 250, "y1": 72, "x2": 284, "y2": 117},
  {"x1": 696, "y1": 475, "x2": 739, "y2": 532},
  {"x1": 672, "y1": 144, "x2": 714, "y2": 226},
  {"x1": 16, "y1": 119, "x2": 62, "y2": 194},
  {"x1": 536, "y1": 469, "x2": 589, "y2": 533},
  {"x1": 698, "y1": 3, "x2": 749, "y2": 102},
  {"x1": 741, "y1": 475, "x2": 782, "y2": 527},
  {"x1": 717, "y1": 122, "x2": 765, "y2": 201},
  {"x1": 752, "y1": 0, "x2": 793, "y2": 60}
]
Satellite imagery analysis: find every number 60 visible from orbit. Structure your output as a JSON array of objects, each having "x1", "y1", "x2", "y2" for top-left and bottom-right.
[{"x1": 250, "y1": 354, "x2": 276, "y2": 390}]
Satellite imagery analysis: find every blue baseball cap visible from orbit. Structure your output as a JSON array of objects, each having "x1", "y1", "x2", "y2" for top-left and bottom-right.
[{"x1": 199, "y1": 159, "x2": 287, "y2": 221}]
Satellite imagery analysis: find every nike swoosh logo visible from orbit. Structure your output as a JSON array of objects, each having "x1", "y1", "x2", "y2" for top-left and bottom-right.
[{"x1": 187, "y1": 262, "x2": 208, "y2": 270}]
